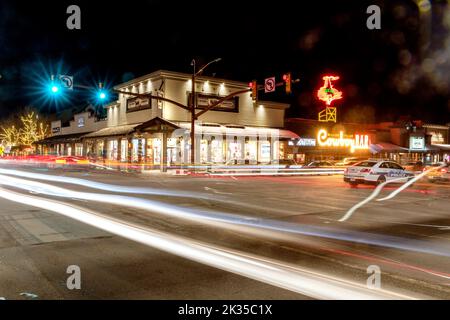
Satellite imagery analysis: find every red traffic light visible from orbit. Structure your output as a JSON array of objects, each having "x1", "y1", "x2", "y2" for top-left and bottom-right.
[
  {"x1": 283, "y1": 74, "x2": 288, "y2": 81},
  {"x1": 249, "y1": 82, "x2": 253, "y2": 88}
]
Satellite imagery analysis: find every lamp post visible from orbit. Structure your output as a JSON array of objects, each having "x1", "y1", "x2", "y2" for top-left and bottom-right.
[{"x1": 190, "y1": 58, "x2": 222, "y2": 166}]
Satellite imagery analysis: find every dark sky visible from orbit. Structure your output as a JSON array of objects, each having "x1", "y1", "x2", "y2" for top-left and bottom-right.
[{"x1": 0, "y1": 0, "x2": 449, "y2": 124}]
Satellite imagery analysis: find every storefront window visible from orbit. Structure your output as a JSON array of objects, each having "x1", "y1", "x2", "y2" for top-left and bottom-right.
[
  {"x1": 200, "y1": 139, "x2": 208, "y2": 163},
  {"x1": 121, "y1": 139, "x2": 127, "y2": 161},
  {"x1": 259, "y1": 141, "x2": 271, "y2": 163},
  {"x1": 228, "y1": 141, "x2": 242, "y2": 162},
  {"x1": 153, "y1": 138, "x2": 161, "y2": 164},
  {"x1": 108, "y1": 140, "x2": 118, "y2": 160},
  {"x1": 96, "y1": 141, "x2": 104, "y2": 157},
  {"x1": 211, "y1": 139, "x2": 223, "y2": 163},
  {"x1": 75, "y1": 143, "x2": 83, "y2": 157},
  {"x1": 131, "y1": 138, "x2": 145, "y2": 162},
  {"x1": 245, "y1": 140, "x2": 257, "y2": 162}
]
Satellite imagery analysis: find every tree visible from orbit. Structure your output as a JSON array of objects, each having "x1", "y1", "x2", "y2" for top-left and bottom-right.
[
  {"x1": 19, "y1": 111, "x2": 49, "y2": 146},
  {"x1": 0, "y1": 109, "x2": 50, "y2": 148},
  {"x1": 0, "y1": 125, "x2": 20, "y2": 146}
]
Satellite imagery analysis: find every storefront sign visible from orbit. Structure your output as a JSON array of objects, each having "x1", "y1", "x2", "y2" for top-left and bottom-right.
[
  {"x1": 52, "y1": 126, "x2": 61, "y2": 134},
  {"x1": 77, "y1": 117, "x2": 85, "y2": 128},
  {"x1": 288, "y1": 138, "x2": 316, "y2": 147},
  {"x1": 317, "y1": 129, "x2": 369, "y2": 153},
  {"x1": 126, "y1": 97, "x2": 151, "y2": 112},
  {"x1": 410, "y1": 136, "x2": 425, "y2": 150},
  {"x1": 191, "y1": 93, "x2": 239, "y2": 113},
  {"x1": 429, "y1": 131, "x2": 445, "y2": 144},
  {"x1": 167, "y1": 138, "x2": 177, "y2": 148}
]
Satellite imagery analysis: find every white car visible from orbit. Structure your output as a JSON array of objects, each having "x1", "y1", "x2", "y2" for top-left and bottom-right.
[{"x1": 344, "y1": 160, "x2": 414, "y2": 185}]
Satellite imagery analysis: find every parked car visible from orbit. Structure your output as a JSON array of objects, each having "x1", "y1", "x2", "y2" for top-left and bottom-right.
[
  {"x1": 344, "y1": 160, "x2": 414, "y2": 185},
  {"x1": 335, "y1": 157, "x2": 368, "y2": 166},
  {"x1": 272, "y1": 159, "x2": 302, "y2": 168},
  {"x1": 303, "y1": 161, "x2": 335, "y2": 168},
  {"x1": 426, "y1": 162, "x2": 450, "y2": 183},
  {"x1": 403, "y1": 161, "x2": 425, "y2": 172}
]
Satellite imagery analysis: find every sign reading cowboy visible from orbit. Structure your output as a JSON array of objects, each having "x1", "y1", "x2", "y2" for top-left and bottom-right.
[
  {"x1": 317, "y1": 129, "x2": 370, "y2": 153},
  {"x1": 190, "y1": 93, "x2": 239, "y2": 112},
  {"x1": 126, "y1": 97, "x2": 151, "y2": 112}
]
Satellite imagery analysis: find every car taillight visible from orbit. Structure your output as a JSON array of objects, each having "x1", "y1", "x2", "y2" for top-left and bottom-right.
[
  {"x1": 360, "y1": 168, "x2": 371, "y2": 173},
  {"x1": 344, "y1": 168, "x2": 349, "y2": 174},
  {"x1": 441, "y1": 168, "x2": 448, "y2": 173}
]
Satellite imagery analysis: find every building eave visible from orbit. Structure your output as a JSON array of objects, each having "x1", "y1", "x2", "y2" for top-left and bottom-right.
[{"x1": 114, "y1": 70, "x2": 250, "y2": 90}]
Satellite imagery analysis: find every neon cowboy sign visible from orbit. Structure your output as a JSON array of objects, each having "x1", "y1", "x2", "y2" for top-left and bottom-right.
[{"x1": 317, "y1": 129, "x2": 370, "y2": 153}]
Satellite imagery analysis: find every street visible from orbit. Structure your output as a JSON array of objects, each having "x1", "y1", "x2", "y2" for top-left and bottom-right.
[{"x1": 0, "y1": 162, "x2": 449, "y2": 299}]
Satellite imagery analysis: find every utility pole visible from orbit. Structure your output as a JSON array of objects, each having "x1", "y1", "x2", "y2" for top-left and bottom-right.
[
  {"x1": 190, "y1": 58, "x2": 222, "y2": 166},
  {"x1": 190, "y1": 60, "x2": 196, "y2": 167}
]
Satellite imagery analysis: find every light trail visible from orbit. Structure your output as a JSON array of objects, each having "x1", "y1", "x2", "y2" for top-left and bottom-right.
[
  {"x1": 1, "y1": 173, "x2": 450, "y2": 259},
  {"x1": 0, "y1": 186, "x2": 417, "y2": 300},
  {"x1": 339, "y1": 177, "x2": 406, "y2": 222},
  {"x1": 377, "y1": 164, "x2": 448, "y2": 202},
  {"x1": 340, "y1": 164, "x2": 448, "y2": 222},
  {"x1": 0, "y1": 168, "x2": 299, "y2": 216},
  {"x1": 0, "y1": 168, "x2": 206, "y2": 198}
]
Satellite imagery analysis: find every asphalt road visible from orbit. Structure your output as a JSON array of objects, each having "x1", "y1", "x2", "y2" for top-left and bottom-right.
[{"x1": 0, "y1": 162, "x2": 449, "y2": 299}]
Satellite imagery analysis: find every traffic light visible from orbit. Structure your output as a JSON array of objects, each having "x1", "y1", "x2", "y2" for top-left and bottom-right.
[
  {"x1": 250, "y1": 80, "x2": 258, "y2": 101},
  {"x1": 97, "y1": 82, "x2": 107, "y2": 101},
  {"x1": 49, "y1": 75, "x2": 61, "y2": 95},
  {"x1": 97, "y1": 90, "x2": 107, "y2": 100},
  {"x1": 50, "y1": 84, "x2": 60, "y2": 94},
  {"x1": 283, "y1": 73, "x2": 292, "y2": 94}
]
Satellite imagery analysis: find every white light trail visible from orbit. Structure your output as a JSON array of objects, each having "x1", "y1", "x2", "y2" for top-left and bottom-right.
[
  {"x1": 0, "y1": 186, "x2": 416, "y2": 300},
  {"x1": 0, "y1": 168, "x2": 205, "y2": 198},
  {"x1": 0, "y1": 167, "x2": 310, "y2": 216},
  {"x1": 339, "y1": 177, "x2": 406, "y2": 222},
  {"x1": 1, "y1": 173, "x2": 450, "y2": 258},
  {"x1": 377, "y1": 164, "x2": 448, "y2": 202}
]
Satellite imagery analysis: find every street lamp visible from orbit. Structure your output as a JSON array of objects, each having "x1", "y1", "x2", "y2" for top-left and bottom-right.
[{"x1": 190, "y1": 58, "x2": 222, "y2": 166}]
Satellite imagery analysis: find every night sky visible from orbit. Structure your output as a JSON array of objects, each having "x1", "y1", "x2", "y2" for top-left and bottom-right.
[{"x1": 1, "y1": 0, "x2": 450, "y2": 124}]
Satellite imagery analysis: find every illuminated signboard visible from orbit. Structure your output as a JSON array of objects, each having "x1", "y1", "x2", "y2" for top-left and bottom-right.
[
  {"x1": 429, "y1": 131, "x2": 444, "y2": 144},
  {"x1": 189, "y1": 93, "x2": 239, "y2": 113},
  {"x1": 77, "y1": 117, "x2": 85, "y2": 128},
  {"x1": 409, "y1": 136, "x2": 425, "y2": 150},
  {"x1": 317, "y1": 76, "x2": 343, "y2": 106},
  {"x1": 317, "y1": 129, "x2": 369, "y2": 153},
  {"x1": 126, "y1": 97, "x2": 151, "y2": 112},
  {"x1": 288, "y1": 138, "x2": 316, "y2": 147}
]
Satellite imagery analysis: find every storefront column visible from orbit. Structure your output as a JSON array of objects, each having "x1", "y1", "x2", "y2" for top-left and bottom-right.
[
  {"x1": 127, "y1": 137, "x2": 132, "y2": 163},
  {"x1": 240, "y1": 138, "x2": 246, "y2": 165},
  {"x1": 82, "y1": 141, "x2": 87, "y2": 157},
  {"x1": 138, "y1": 137, "x2": 143, "y2": 163},
  {"x1": 102, "y1": 139, "x2": 108, "y2": 160},
  {"x1": 161, "y1": 132, "x2": 167, "y2": 172},
  {"x1": 117, "y1": 138, "x2": 122, "y2": 162},
  {"x1": 207, "y1": 139, "x2": 212, "y2": 163}
]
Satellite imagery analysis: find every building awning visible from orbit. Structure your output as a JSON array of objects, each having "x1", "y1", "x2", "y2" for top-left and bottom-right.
[
  {"x1": 176, "y1": 122, "x2": 299, "y2": 139},
  {"x1": 370, "y1": 142, "x2": 408, "y2": 153},
  {"x1": 82, "y1": 124, "x2": 139, "y2": 138},
  {"x1": 134, "y1": 117, "x2": 180, "y2": 133},
  {"x1": 35, "y1": 132, "x2": 92, "y2": 144}
]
